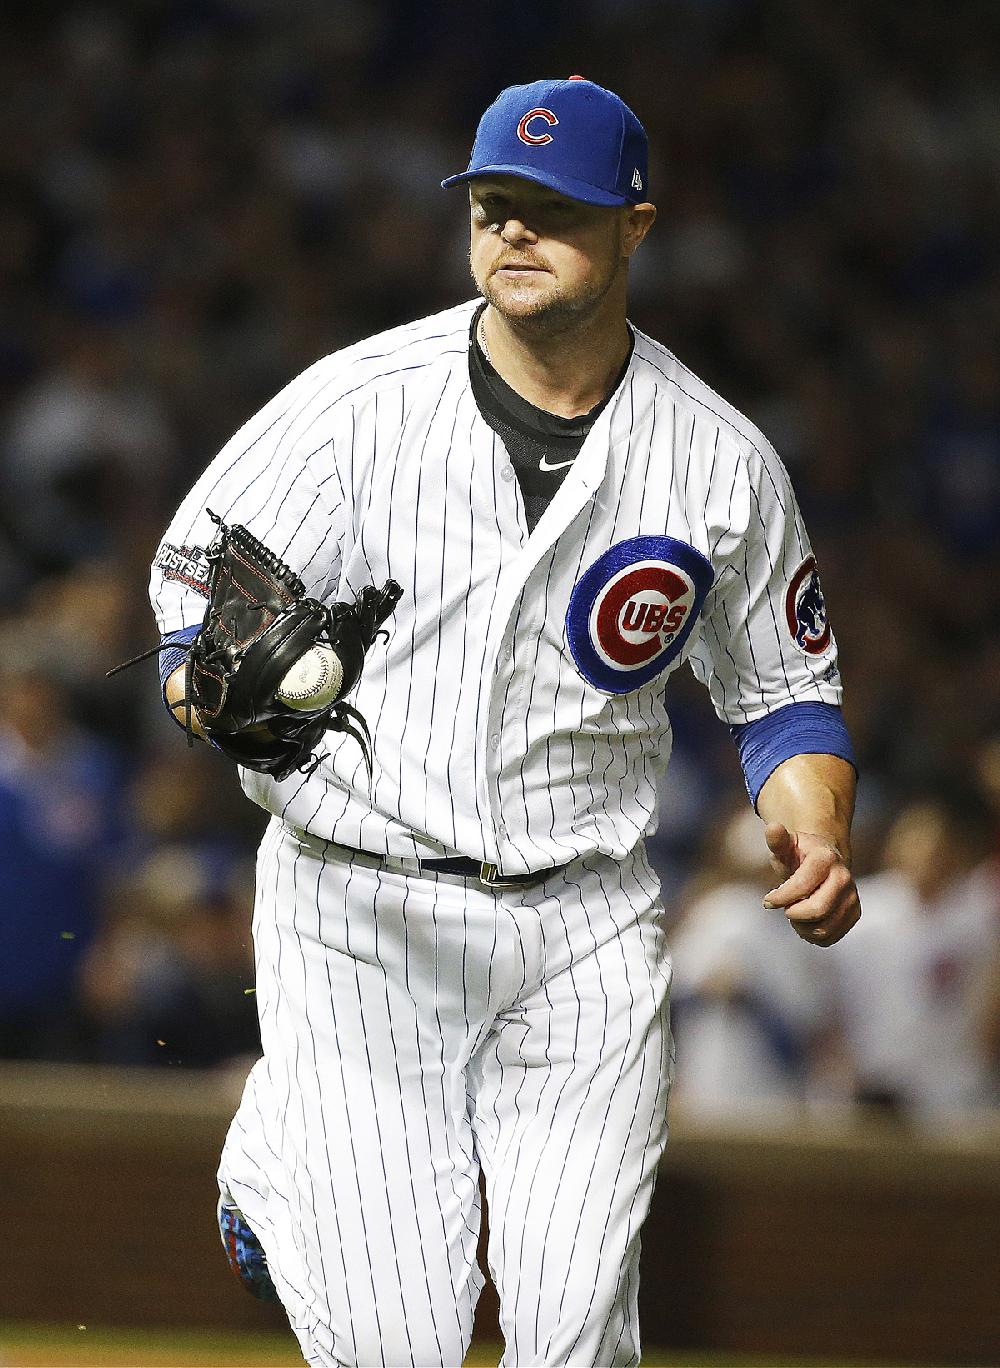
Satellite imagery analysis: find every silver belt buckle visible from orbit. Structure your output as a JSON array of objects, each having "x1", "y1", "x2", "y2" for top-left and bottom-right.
[
  {"x1": 479, "y1": 861, "x2": 534, "y2": 889},
  {"x1": 483, "y1": 861, "x2": 531, "y2": 888}
]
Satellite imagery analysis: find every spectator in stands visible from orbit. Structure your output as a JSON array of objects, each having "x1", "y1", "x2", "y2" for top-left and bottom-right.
[
  {"x1": 79, "y1": 845, "x2": 260, "y2": 1068},
  {"x1": 0, "y1": 640, "x2": 125, "y2": 1059},
  {"x1": 828, "y1": 780, "x2": 1000, "y2": 1124},
  {"x1": 668, "y1": 808, "x2": 836, "y2": 1120}
]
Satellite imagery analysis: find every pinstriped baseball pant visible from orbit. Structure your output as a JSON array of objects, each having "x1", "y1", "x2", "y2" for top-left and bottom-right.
[{"x1": 219, "y1": 819, "x2": 672, "y2": 1367}]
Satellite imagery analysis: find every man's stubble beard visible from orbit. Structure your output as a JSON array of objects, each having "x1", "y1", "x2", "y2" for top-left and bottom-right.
[{"x1": 472, "y1": 229, "x2": 625, "y2": 339}]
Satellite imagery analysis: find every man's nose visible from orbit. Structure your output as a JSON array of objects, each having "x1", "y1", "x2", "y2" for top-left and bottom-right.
[{"x1": 500, "y1": 217, "x2": 537, "y2": 245}]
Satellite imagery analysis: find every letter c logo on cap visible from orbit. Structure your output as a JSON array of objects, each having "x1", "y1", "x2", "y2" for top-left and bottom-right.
[{"x1": 517, "y1": 108, "x2": 559, "y2": 145}]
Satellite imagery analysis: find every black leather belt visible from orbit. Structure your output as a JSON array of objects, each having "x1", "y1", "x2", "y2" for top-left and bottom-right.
[
  {"x1": 412, "y1": 856, "x2": 569, "y2": 889},
  {"x1": 323, "y1": 841, "x2": 573, "y2": 889}
]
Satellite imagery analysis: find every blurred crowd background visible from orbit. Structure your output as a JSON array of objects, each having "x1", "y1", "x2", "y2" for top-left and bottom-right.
[{"x1": 0, "y1": 0, "x2": 997, "y2": 1129}]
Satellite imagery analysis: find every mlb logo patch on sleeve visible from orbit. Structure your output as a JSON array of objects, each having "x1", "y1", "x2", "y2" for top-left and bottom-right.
[{"x1": 566, "y1": 535, "x2": 714, "y2": 694}]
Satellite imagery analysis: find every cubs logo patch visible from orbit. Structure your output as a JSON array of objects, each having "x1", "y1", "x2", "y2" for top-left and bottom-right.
[
  {"x1": 566, "y1": 536, "x2": 714, "y2": 694},
  {"x1": 517, "y1": 108, "x2": 559, "y2": 145},
  {"x1": 785, "y1": 555, "x2": 832, "y2": 655}
]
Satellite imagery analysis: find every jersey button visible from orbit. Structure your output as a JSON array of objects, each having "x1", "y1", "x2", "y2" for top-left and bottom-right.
[
  {"x1": 501, "y1": 466, "x2": 514, "y2": 482},
  {"x1": 489, "y1": 733, "x2": 500, "y2": 749}
]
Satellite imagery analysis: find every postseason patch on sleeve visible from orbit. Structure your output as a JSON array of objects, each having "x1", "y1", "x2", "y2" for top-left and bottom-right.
[{"x1": 154, "y1": 541, "x2": 212, "y2": 597}]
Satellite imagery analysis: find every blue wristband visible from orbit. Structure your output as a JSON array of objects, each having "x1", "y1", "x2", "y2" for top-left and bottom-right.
[
  {"x1": 730, "y1": 702, "x2": 856, "y2": 807},
  {"x1": 158, "y1": 625, "x2": 200, "y2": 709}
]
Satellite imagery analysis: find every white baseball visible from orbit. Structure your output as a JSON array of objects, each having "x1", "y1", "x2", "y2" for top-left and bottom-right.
[{"x1": 276, "y1": 644, "x2": 343, "y2": 710}]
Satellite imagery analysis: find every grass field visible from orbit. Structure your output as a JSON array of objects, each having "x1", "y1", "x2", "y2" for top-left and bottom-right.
[{"x1": 0, "y1": 1324, "x2": 968, "y2": 1368}]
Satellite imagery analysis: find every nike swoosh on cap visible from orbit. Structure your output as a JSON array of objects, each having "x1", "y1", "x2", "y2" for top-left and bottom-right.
[{"x1": 538, "y1": 454, "x2": 577, "y2": 471}]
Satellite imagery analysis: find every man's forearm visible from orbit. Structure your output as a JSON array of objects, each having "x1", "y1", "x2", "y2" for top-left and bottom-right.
[{"x1": 756, "y1": 752, "x2": 857, "y2": 862}]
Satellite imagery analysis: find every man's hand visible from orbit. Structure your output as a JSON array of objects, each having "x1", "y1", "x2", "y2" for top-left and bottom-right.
[
  {"x1": 164, "y1": 663, "x2": 208, "y2": 739},
  {"x1": 763, "y1": 823, "x2": 861, "y2": 946},
  {"x1": 165, "y1": 663, "x2": 274, "y2": 746},
  {"x1": 755, "y1": 752, "x2": 860, "y2": 947}
]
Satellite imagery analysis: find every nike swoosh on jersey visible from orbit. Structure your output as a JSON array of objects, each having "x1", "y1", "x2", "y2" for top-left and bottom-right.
[{"x1": 538, "y1": 454, "x2": 577, "y2": 471}]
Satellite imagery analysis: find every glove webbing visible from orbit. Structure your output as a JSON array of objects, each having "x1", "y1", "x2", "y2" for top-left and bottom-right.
[{"x1": 210, "y1": 511, "x2": 307, "y2": 599}]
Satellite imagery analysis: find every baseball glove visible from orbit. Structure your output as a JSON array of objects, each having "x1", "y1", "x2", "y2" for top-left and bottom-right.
[{"x1": 113, "y1": 512, "x2": 401, "y2": 783}]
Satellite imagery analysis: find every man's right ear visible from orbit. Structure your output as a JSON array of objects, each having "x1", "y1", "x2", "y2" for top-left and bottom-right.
[{"x1": 623, "y1": 202, "x2": 656, "y2": 257}]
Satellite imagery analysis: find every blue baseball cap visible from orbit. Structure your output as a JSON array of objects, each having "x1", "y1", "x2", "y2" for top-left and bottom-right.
[{"x1": 441, "y1": 77, "x2": 649, "y2": 207}]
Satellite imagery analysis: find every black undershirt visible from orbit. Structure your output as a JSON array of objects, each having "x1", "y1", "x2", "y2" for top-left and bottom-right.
[{"x1": 468, "y1": 304, "x2": 634, "y2": 534}]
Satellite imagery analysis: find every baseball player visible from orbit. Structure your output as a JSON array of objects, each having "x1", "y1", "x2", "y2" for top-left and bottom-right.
[{"x1": 151, "y1": 78, "x2": 860, "y2": 1368}]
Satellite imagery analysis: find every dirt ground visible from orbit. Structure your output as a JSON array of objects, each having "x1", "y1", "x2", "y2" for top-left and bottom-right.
[{"x1": 0, "y1": 1324, "x2": 959, "y2": 1368}]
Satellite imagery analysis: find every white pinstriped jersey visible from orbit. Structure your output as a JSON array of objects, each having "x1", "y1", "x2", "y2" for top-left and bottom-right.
[{"x1": 151, "y1": 299, "x2": 843, "y2": 875}]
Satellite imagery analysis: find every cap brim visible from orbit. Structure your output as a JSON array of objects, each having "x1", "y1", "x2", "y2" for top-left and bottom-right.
[{"x1": 440, "y1": 164, "x2": 628, "y2": 207}]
